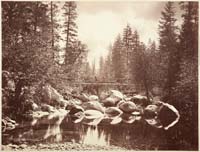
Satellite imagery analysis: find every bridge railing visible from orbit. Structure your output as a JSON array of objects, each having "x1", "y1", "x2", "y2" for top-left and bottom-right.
[
  {"x1": 64, "y1": 82, "x2": 138, "y2": 95},
  {"x1": 65, "y1": 82, "x2": 136, "y2": 86}
]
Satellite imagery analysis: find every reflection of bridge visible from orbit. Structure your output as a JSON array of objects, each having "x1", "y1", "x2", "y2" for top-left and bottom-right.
[{"x1": 65, "y1": 82, "x2": 138, "y2": 95}]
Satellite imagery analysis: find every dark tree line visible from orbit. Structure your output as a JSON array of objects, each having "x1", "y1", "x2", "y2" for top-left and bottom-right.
[
  {"x1": 98, "y1": 2, "x2": 198, "y2": 150},
  {"x1": 2, "y1": 1, "x2": 89, "y2": 81},
  {"x1": 2, "y1": 1, "x2": 89, "y2": 119}
]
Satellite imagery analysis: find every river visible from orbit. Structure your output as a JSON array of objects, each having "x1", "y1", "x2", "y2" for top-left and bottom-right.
[{"x1": 2, "y1": 118, "x2": 168, "y2": 150}]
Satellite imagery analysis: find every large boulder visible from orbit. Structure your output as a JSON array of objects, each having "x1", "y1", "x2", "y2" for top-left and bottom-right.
[
  {"x1": 143, "y1": 105, "x2": 159, "y2": 120},
  {"x1": 105, "y1": 107, "x2": 123, "y2": 118},
  {"x1": 82, "y1": 101, "x2": 105, "y2": 113},
  {"x1": 41, "y1": 104, "x2": 56, "y2": 113},
  {"x1": 102, "y1": 97, "x2": 118, "y2": 107},
  {"x1": 84, "y1": 110, "x2": 104, "y2": 119},
  {"x1": 71, "y1": 93, "x2": 90, "y2": 102},
  {"x1": 109, "y1": 90, "x2": 124, "y2": 100},
  {"x1": 88, "y1": 95, "x2": 99, "y2": 101},
  {"x1": 102, "y1": 90, "x2": 124, "y2": 107},
  {"x1": 82, "y1": 110, "x2": 104, "y2": 126},
  {"x1": 68, "y1": 104, "x2": 84, "y2": 115},
  {"x1": 99, "y1": 91, "x2": 110, "y2": 100},
  {"x1": 42, "y1": 84, "x2": 69, "y2": 107},
  {"x1": 119, "y1": 101, "x2": 138, "y2": 113},
  {"x1": 131, "y1": 95, "x2": 150, "y2": 107}
]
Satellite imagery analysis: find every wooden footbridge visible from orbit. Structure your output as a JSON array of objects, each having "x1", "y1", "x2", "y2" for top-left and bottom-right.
[{"x1": 64, "y1": 82, "x2": 139, "y2": 95}]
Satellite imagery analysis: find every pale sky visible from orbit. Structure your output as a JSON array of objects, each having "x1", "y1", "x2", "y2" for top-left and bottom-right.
[
  {"x1": 75, "y1": 1, "x2": 183, "y2": 66},
  {"x1": 58, "y1": 1, "x2": 183, "y2": 66}
]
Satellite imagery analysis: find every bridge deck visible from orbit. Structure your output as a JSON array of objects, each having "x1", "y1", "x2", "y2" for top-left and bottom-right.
[{"x1": 65, "y1": 82, "x2": 135, "y2": 86}]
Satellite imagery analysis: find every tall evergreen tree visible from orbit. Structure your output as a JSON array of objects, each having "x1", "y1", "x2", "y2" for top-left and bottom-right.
[
  {"x1": 98, "y1": 56, "x2": 105, "y2": 81},
  {"x1": 158, "y1": 2, "x2": 179, "y2": 100},
  {"x1": 111, "y1": 35, "x2": 126, "y2": 82},
  {"x1": 123, "y1": 24, "x2": 133, "y2": 49},
  {"x1": 2, "y1": 1, "x2": 56, "y2": 118},
  {"x1": 2, "y1": 1, "x2": 90, "y2": 121},
  {"x1": 179, "y1": 2, "x2": 198, "y2": 59},
  {"x1": 91, "y1": 59, "x2": 97, "y2": 81},
  {"x1": 83, "y1": 62, "x2": 93, "y2": 82},
  {"x1": 104, "y1": 45, "x2": 113, "y2": 82},
  {"x1": 2, "y1": 1, "x2": 53, "y2": 80},
  {"x1": 63, "y1": 1, "x2": 78, "y2": 65},
  {"x1": 49, "y1": 1, "x2": 60, "y2": 49},
  {"x1": 172, "y1": 2, "x2": 198, "y2": 148},
  {"x1": 122, "y1": 24, "x2": 135, "y2": 82},
  {"x1": 146, "y1": 40, "x2": 158, "y2": 91},
  {"x1": 130, "y1": 30, "x2": 140, "y2": 84}
]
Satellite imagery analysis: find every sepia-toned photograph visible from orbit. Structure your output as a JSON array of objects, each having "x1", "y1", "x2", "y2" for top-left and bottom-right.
[{"x1": 1, "y1": 1, "x2": 198, "y2": 151}]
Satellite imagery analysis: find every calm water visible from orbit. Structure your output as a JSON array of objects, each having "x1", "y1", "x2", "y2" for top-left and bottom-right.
[{"x1": 2, "y1": 118, "x2": 168, "y2": 150}]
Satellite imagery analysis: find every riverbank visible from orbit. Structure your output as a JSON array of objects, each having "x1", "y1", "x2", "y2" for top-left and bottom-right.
[{"x1": 2, "y1": 142, "x2": 127, "y2": 151}]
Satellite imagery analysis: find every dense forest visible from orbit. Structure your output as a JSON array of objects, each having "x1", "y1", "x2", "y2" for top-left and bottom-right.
[
  {"x1": 97, "y1": 2, "x2": 198, "y2": 148},
  {"x1": 2, "y1": 1, "x2": 198, "y2": 150}
]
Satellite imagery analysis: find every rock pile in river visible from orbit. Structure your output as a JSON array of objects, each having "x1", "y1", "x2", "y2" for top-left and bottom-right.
[
  {"x1": 29, "y1": 86, "x2": 152, "y2": 128},
  {"x1": 2, "y1": 84, "x2": 180, "y2": 142},
  {"x1": 13, "y1": 85, "x2": 151, "y2": 141}
]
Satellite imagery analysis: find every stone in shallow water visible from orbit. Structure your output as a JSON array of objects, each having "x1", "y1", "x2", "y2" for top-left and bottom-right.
[
  {"x1": 84, "y1": 110, "x2": 104, "y2": 119},
  {"x1": 102, "y1": 97, "x2": 118, "y2": 107},
  {"x1": 131, "y1": 95, "x2": 150, "y2": 107},
  {"x1": 19, "y1": 144, "x2": 27, "y2": 149},
  {"x1": 105, "y1": 107, "x2": 123, "y2": 118},
  {"x1": 88, "y1": 95, "x2": 99, "y2": 101},
  {"x1": 82, "y1": 101, "x2": 105, "y2": 113},
  {"x1": 119, "y1": 101, "x2": 138, "y2": 113},
  {"x1": 9, "y1": 144, "x2": 19, "y2": 149},
  {"x1": 110, "y1": 90, "x2": 124, "y2": 100},
  {"x1": 38, "y1": 143, "x2": 48, "y2": 149}
]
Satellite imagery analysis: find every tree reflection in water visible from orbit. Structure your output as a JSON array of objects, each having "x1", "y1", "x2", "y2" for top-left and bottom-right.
[
  {"x1": 82, "y1": 126, "x2": 110, "y2": 146},
  {"x1": 3, "y1": 119, "x2": 167, "y2": 150}
]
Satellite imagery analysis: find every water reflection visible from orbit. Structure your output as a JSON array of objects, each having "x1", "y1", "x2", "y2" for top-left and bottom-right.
[
  {"x1": 2, "y1": 120, "x2": 166, "y2": 150},
  {"x1": 82, "y1": 126, "x2": 110, "y2": 146}
]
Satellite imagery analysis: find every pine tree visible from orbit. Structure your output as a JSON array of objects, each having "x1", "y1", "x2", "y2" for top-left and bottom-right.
[
  {"x1": 130, "y1": 30, "x2": 140, "y2": 84},
  {"x1": 98, "y1": 56, "x2": 105, "y2": 81},
  {"x1": 50, "y1": 1, "x2": 60, "y2": 49},
  {"x1": 2, "y1": 2, "x2": 53, "y2": 80},
  {"x1": 123, "y1": 24, "x2": 133, "y2": 49},
  {"x1": 111, "y1": 35, "x2": 126, "y2": 82},
  {"x1": 2, "y1": 2, "x2": 57, "y2": 119},
  {"x1": 122, "y1": 24, "x2": 135, "y2": 83},
  {"x1": 104, "y1": 45, "x2": 113, "y2": 82},
  {"x1": 146, "y1": 40, "x2": 158, "y2": 90},
  {"x1": 172, "y1": 2, "x2": 198, "y2": 148},
  {"x1": 158, "y1": 2, "x2": 179, "y2": 99},
  {"x1": 66, "y1": 41, "x2": 88, "y2": 81},
  {"x1": 83, "y1": 62, "x2": 93, "y2": 82},
  {"x1": 91, "y1": 59, "x2": 97, "y2": 82},
  {"x1": 63, "y1": 1, "x2": 78, "y2": 66},
  {"x1": 179, "y1": 2, "x2": 198, "y2": 59}
]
